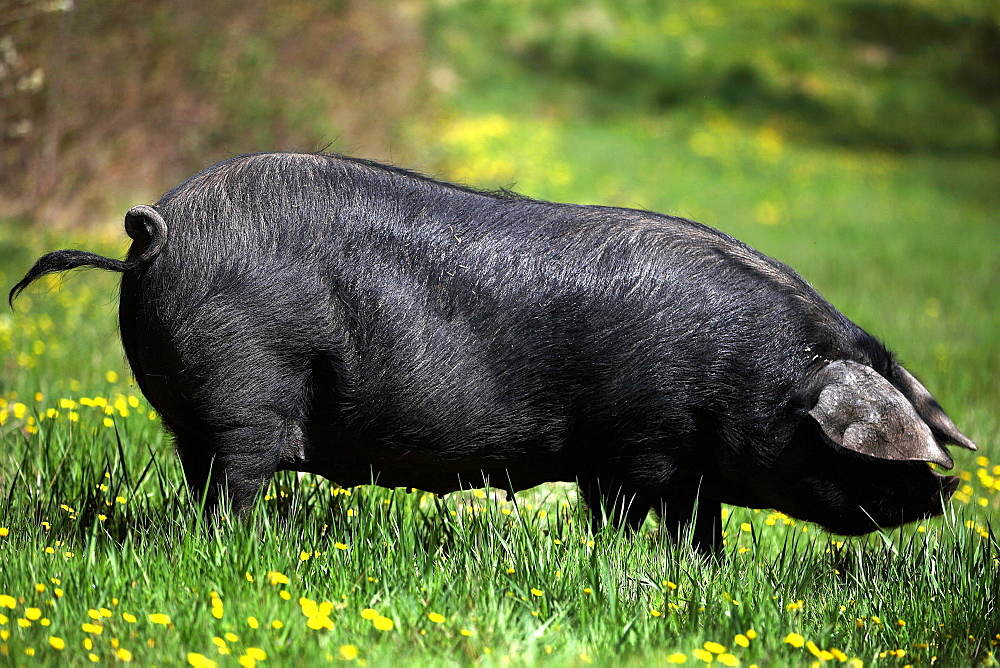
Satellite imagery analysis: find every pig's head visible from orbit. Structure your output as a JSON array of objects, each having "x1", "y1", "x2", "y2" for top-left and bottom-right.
[{"x1": 768, "y1": 360, "x2": 976, "y2": 536}]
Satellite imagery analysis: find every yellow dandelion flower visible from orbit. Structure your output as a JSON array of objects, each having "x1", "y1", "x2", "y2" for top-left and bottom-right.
[
  {"x1": 784, "y1": 632, "x2": 805, "y2": 647},
  {"x1": 271, "y1": 620, "x2": 283, "y2": 629},
  {"x1": 106, "y1": 371, "x2": 119, "y2": 383},
  {"x1": 267, "y1": 571, "x2": 289, "y2": 585},
  {"x1": 373, "y1": 616, "x2": 394, "y2": 631},
  {"x1": 117, "y1": 648, "x2": 133, "y2": 662},
  {"x1": 81, "y1": 623, "x2": 103, "y2": 634},
  {"x1": 122, "y1": 613, "x2": 136, "y2": 623},
  {"x1": 735, "y1": 634, "x2": 750, "y2": 647},
  {"x1": 49, "y1": 636, "x2": 66, "y2": 650},
  {"x1": 360, "y1": 608, "x2": 378, "y2": 620},
  {"x1": 0, "y1": 528, "x2": 8, "y2": 537},
  {"x1": 666, "y1": 653, "x2": 687, "y2": 664},
  {"x1": 718, "y1": 653, "x2": 739, "y2": 667},
  {"x1": 428, "y1": 612, "x2": 446, "y2": 624},
  {"x1": 25, "y1": 607, "x2": 41, "y2": 621},
  {"x1": 460, "y1": 628, "x2": 473, "y2": 636},
  {"x1": 339, "y1": 645, "x2": 359, "y2": 660},
  {"x1": 693, "y1": 648, "x2": 713, "y2": 662},
  {"x1": 148, "y1": 613, "x2": 171, "y2": 625},
  {"x1": 0, "y1": 595, "x2": 15, "y2": 608},
  {"x1": 225, "y1": 633, "x2": 239, "y2": 643},
  {"x1": 306, "y1": 615, "x2": 334, "y2": 630},
  {"x1": 248, "y1": 616, "x2": 259, "y2": 629},
  {"x1": 246, "y1": 647, "x2": 266, "y2": 660},
  {"x1": 704, "y1": 641, "x2": 726, "y2": 654},
  {"x1": 334, "y1": 542, "x2": 349, "y2": 551},
  {"x1": 187, "y1": 653, "x2": 217, "y2": 668},
  {"x1": 530, "y1": 588, "x2": 544, "y2": 597},
  {"x1": 807, "y1": 641, "x2": 834, "y2": 661}
]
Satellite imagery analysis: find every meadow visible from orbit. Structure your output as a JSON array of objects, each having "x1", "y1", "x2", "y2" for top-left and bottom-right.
[
  {"x1": 2, "y1": 1, "x2": 999, "y2": 666},
  {"x1": 1, "y1": 109, "x2": 998, "y2": 665}
]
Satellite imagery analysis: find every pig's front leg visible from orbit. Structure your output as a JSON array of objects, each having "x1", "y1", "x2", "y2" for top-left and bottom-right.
[{"x1": 658, "y1": 486, "x2": 722, "y2": 557}]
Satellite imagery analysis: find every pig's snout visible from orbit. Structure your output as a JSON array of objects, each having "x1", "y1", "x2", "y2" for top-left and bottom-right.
[
  {"x1": 926, "y1": 472, "x2": 960, "y2": 517},
  {"x1": 938, "y1": 473, "x2": 960, "y2": 500}
]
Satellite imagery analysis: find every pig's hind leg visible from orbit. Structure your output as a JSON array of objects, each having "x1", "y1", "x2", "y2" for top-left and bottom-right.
[
  {"x1": 174, "y1": 414, "x2": 306, "y2": 518},
  {"x1": 656, "y1": 486, "x2": 722, "y2": 557},
  {"x1": 163, "y1": 355, "x2": 314, "y2": 519}
]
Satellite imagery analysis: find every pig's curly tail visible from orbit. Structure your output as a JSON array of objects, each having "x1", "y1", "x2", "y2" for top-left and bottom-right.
[{"x1": 8, "y1": 205, "x2": 167, "y2": 306}]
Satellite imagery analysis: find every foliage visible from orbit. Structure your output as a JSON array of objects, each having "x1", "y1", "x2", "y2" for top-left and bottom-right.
[
  {"x1": 0, "y1": 0, "x2": 424, "y2": 225},
  {"x1": 426, "y1": 0, "x2": 999, "y2": 153}
]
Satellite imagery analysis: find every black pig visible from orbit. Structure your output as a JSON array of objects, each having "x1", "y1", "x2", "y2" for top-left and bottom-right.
[{"x1": 9, "y1": 152, "x2": 977, "y2": 554}]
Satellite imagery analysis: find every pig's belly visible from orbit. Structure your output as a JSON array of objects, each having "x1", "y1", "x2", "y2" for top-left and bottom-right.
[{"x1": 298, "y1": 436, "x2": 579, "y2": 494}]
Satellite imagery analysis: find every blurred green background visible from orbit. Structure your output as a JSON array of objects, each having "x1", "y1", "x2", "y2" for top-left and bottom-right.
[
  {"x1": 2, "y1": 0, "x2": 997, "y2": 221},
  {"x1": 1, "y1": 0, "x2": 997, "y2": 435}
]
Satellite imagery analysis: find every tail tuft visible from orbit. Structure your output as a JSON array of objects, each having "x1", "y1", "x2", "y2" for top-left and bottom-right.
[
  {"x1": 8, "y1": 250, "x2": 128, "y2": 306},
  {"x1": 8, "y1": 205, "x2": 168, "y2": 307}
]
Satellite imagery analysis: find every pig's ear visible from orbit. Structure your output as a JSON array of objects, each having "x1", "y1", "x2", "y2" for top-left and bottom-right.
[
  {"x1": 891, "y1": 363, "x2": 977, "y2": 451},
  {"x1": 807, "y1": 360, "x2": 954, "y2": 469}
]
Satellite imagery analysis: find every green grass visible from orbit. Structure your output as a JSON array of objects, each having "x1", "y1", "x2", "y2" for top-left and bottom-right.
[
  {"x1": 2, "y1": 2, "x2": 999, "y2": 663},
  {"x1": 1, "y1": 114, "x2": 998, "y2": 665}
]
